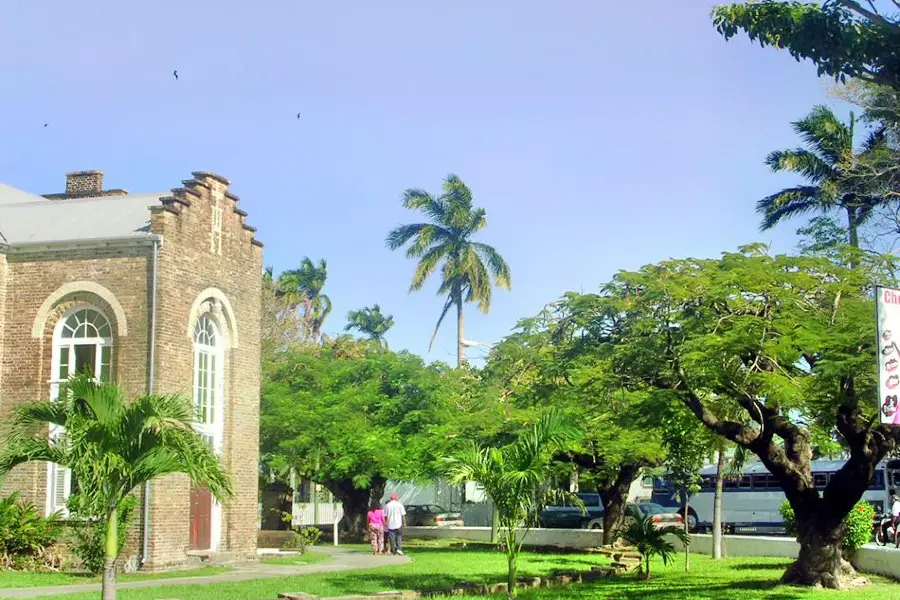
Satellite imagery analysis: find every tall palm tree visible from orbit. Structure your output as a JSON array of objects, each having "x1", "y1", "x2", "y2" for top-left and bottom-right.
[
  {"x1": 0, "y1": 377, "x2": 232, "y2": 600},
  {"x1": 386, "y1": 174, "x2": 511, "y2": 366},
  {"x1": 345, "y1": 304, "x2": 395, "y2": 346},
  {"x1": 443, "y1": 412, "x2": 580, "y2": 598},
  {"x1": 277, "y1": 258, "x2": 332, "y2": 342},
  {"x1": 759, "y1": 105, "x2": 888, "y2": 249}
]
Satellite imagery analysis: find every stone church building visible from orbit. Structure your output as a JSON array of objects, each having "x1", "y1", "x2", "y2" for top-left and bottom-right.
[{"x1": 0, "y1": 170, "x2": 262, "y2": 569}]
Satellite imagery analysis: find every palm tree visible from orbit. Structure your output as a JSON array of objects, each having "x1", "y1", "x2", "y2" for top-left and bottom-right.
[
  {"x1": 759, "y1": 105, "x2": 888, "y2": 249},
  {"x1": 277, "y1": 258, "x2": 332, "y2": 342},
  {"x1": 443, "y1": 412, "x2": 579, "y2": 598},
  {"x1": 386, "y1": 174, "x2": 511, "y2": 367},
  {"x1": 345, "y1": 304, "x2": 395, "y2": 346},
  {"x1": 0, "y1": 377, "x2": 232, "y2": 600},
  {"x1": 619, "y1": 513, "x2": 689, "y2": 580}
]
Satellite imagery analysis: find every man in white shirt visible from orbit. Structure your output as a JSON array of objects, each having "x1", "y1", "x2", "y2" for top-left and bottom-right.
[
  {"x1": 891, "y1": 489, "x2": 900, "y2": 523},
  {"x1": 383, "y1": 493, "x2": 406, "y2": 556}
]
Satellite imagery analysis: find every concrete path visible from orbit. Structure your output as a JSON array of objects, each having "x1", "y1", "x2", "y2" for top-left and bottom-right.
[{"x1": 0, "y1": 547, "x2": 410, "y2": 598}]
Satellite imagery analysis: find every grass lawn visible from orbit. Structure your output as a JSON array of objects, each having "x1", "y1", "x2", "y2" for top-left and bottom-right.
[
  {"x1": 0, "y1": 566, "x2": 230, "y2": 589},
  {"x1": 16, "y1": 541, "x2": 900, "y2": 599},
  {"x1": 260, "y1": 551, "x2": 332, "y2": 566}
]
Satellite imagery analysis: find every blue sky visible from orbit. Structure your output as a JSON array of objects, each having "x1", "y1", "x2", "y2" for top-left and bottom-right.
[{"x1": 0, "y1": 1, "x2": 854, "y2": 363}]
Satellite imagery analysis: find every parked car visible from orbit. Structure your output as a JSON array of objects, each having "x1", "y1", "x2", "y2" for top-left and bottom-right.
[
  {"x1": 538, "y1": 492, "x2": 603, "y2": 529},
  {"x1": 405, "y1": 504, "x2": 464, "y2": 527},
  {"x1": 586, "y1": 502, "x2": 682, "y2": 530}
]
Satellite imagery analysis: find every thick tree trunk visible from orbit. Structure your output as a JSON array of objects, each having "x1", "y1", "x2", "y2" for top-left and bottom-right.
[
  {"x1": 329, "y1": 479, "x2": 382, "y2": 541},
  {"x1": 456, "y1": 295, "x2": 465, "y2": 368},
  {"x1": 712, "y1": 449, "x2": 725, "y2": 559},
  {"x1": 782, "y1": 512, "x2": 854, "y2": 588},
  {"x1": 101, "y1": 506, "x2": 118, "y2": 600},
  {"x1": 600, "y1": 464, "x2": 640, "y2": 546}
]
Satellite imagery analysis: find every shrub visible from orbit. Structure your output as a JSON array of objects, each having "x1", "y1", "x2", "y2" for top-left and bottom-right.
[
  {"x1": 281, "y1": 526, "x2": 322, "y2": 553},
  {"x1": 779, "y1": 499, "x2": 874, "y2": 556},
  {"x1": 67, "y1": 495, "x2": 137, "y2": 575},
  {"x1": 0, "y1": 492, "x2": 63, "y2": 570}
]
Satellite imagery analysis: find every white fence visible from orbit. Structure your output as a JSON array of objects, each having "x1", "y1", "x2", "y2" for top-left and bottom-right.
[
  {"x1": 292, "y1": 502, "x2": 343, "y2": 527},
  {"x1": 406, "y1": 527, "x2": 900, "y2": 581}
]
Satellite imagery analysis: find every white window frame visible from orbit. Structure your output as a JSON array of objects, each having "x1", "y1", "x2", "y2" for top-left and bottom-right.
[
  {"x1": 192, "y1": 313, "x2": 225, "y2": 550},
  {"x1": 47, "y1": 306, "x2": 113, "y2": 516}
]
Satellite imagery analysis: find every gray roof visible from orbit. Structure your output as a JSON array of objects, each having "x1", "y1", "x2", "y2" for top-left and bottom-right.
[
  {"x1": 0, "y1": 186, "x2": 165, "y2": 246},
  {"x1": 0, "y1": 183, "x2": 46, "y2": 206}
]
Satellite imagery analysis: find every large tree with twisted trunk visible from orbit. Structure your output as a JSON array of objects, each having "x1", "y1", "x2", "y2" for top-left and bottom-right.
[
  {"x1": 486, "y1": 306, "x2": 666, "y2": 545},
  {"x1": 571, "y1": 245, "x2": 900, "y2": 588}
]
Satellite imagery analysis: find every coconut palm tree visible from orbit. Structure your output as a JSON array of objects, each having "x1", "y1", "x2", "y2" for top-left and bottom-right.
[
  {"x1": 345, "y1": 304, "x2": 395, "y2": 346},
  {"x1": 759, "y1": 105, "x2": 888, "y2": 249},
  {"x1": 277, "y1": 258, "x2": 332, "y2": 342},
  {"x1": 386, "y1": 174, "x2": 511, "y2": 366},
  {"x1": 619, "y1": 513, "x2": 689, "y2": 580},
  {"x1": 443, "y1": 411, "x2": 579, "y2": 598},
  {"x1": 0, "y1": 376, "x2": 232, "y2": 600}
]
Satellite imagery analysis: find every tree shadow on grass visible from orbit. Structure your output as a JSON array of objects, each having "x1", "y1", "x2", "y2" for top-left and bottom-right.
[{"x1": 727, "y1": 562, "x2": 791, "y2": 572}]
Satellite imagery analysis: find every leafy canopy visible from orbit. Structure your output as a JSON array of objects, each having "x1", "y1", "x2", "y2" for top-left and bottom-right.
[
  {"x1": 713, "y1": 1, "x2": 900, "y2": 89},
  {"x1": 261, "y1": 341, "x2": 455, "y2": 491}
]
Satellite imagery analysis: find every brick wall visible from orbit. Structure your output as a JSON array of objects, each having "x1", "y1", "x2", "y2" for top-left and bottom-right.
[
  {"x1": 144, "y1": 172, "x2": 262, "y2": 569},
  {"x1": 0, "y1": 170, "x2": 262, "y2": 571}
]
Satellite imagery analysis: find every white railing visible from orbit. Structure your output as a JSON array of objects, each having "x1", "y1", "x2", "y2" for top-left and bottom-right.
[{"x1": 292, "y1": 502, "x2": 343, "y2": 527}]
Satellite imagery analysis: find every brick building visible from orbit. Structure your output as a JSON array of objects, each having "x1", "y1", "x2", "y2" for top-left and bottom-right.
[{"x1": 0, "y1": 170, "x2": 263, "y2": 569}]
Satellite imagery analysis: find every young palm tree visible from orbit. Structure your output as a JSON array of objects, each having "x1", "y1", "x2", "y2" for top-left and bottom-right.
[
  {"x1": 759, "y1": 105, "x2": 887, "y2": 249},
  {"x1": 277, "y1": 258, "x2": 332, "y2": 342},
  {"x1": 619, "y1": 513, "x2": 689, "y2": 580},
  {"x1": 443, "y1": 412, "x2": 579, "y2": 598},
  {"x1": 0, "y1": 377, "x2": 232, "y2": 600},
  {"x1": 345, "y1": 304, "x2": 395, "y2": 346},
  {"x1": 386, "y1": 174, "x2": 511, "y2": 366}
]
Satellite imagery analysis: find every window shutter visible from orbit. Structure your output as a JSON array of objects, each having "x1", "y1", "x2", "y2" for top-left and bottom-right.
[{"x1": 50, "y1": 463, "x2": 68, "y2": 513}]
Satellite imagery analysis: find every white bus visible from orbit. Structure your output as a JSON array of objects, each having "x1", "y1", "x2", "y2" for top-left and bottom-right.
[{"x1": 651, "y1": 459, "x2": 900, "y2": 534}]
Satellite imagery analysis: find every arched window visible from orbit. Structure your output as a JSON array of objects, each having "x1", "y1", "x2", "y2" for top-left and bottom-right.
[
  {"x1": 193, "y1": 315, "x2": 223, "y2": 450},
  {"x1": 55, "y1": 308, "x2": 112, "y2": 383},
  {"x1": 49, "y1": 307, "x2": 113, "y2": 514}
]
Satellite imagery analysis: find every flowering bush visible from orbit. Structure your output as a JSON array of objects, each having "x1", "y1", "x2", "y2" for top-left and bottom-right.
[{"x1": 780, "y1": 499, "x2": 874, "y2": 556}]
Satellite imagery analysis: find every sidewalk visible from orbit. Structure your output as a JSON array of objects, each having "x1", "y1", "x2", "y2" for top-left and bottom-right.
[{"x1": 0, "y1": 547, "x2": 410, "y2": 598}]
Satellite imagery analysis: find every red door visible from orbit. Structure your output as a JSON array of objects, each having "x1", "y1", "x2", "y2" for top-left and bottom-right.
[{"x1": 189, "y1": 486, "x2": 212, "y2": 550}]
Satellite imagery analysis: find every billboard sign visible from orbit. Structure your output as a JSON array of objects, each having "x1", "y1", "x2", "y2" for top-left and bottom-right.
[{"x1": 877, "y1": 286, "x2": 900, "y2": 425}]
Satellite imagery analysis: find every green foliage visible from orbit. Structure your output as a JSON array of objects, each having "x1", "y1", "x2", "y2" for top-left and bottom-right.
[
  {"x1": 0, "y1": 377, "x2": 232, "y2": 595},
  {"x1": 662, "y1": 408, "x2": 709, "y2": 505},
  {"x1": 779, "y1": 500, "x2": 797, "y2": 538},
  {"x1": 619, "y1": 512, "x2": 690, "y2": 580},
  {"x1": 345, "y1": 305, "x2": 395, "y2": 345},
  {"x1": 386, "y1": 174, "x2": 511, "y2": 364},
  {"x1": 261, "y1": 341, "x2": 455, "y2": 516},
  {"x1": 780, "y1": 498, "x2": 874, "y2": 556},
  {"x1": 68, "y1": 496, "x2": 137, "y2": 575},
  {"x1": 442, "y1": 411, "x2": 581, "y2": 597},
  {"x1": 844, "y1": 500, "x2": 876, "y2": 555},
  {"x1": 712, "y1": 1, "x2": 900, "y2": 89},
  {"x1": 276, "y1": 257, "x2": 332, "y2": 342},
  {"x1": 757, "y1": 105, "x2": 888, "y2": 248},
  {"x1": 796, "y1": 215, "x2": 848, "y2": 257},
  {"x1": 0, "y1": 492, "x2": 62, "y2": 570},
  {"x1": 281, "y1": 526, "x2": 322, "y2": 553}
]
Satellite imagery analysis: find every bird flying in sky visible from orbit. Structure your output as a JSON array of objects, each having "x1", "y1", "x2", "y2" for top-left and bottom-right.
[{"x1": 173, "y1": 70, "x2": 179, "y2": 80}]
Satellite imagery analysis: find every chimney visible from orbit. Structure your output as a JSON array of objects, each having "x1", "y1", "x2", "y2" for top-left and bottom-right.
[
  {"x1": 65, "y1": 170, "x2": 104, "y2": 197},
  {"x1": 41, "y1": 170, "x2": 127, "y2": 200}
]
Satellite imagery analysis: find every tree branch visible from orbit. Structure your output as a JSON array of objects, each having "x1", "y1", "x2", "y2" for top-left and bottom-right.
[{"x1": 838, "y1": 0, "x2": 900, "y2": 33}]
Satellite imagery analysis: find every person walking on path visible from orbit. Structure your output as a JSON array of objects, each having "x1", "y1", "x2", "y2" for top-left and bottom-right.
[
  {"x1": 383, "y1": 493, "x2": 407, "y2": 556},
  {"x1": 367, "y1": 503, "x2": 387, "y2": 555}
]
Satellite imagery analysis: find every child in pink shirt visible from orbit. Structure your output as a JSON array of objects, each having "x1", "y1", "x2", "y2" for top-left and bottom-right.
[{"x1": 367, "y1": 504, "x2": 386, "y2": 555}]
